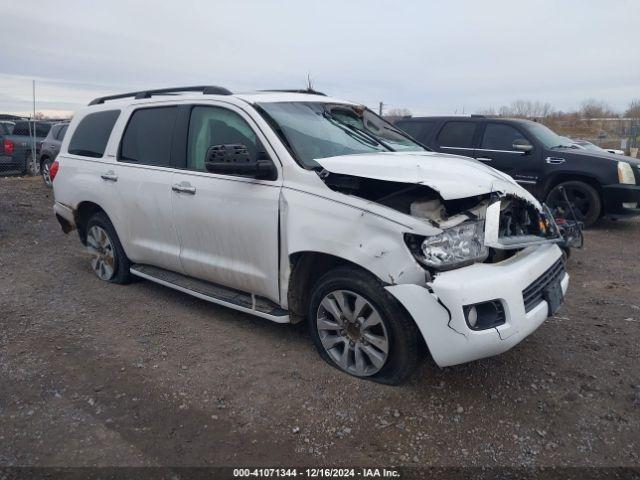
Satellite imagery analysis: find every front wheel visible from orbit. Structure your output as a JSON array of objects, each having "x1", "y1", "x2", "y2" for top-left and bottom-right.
[
  {"x1": 546, "y1": 180, "x2": 601, "y2": 227},
  {"x1": 308, "y1": 266, "x2": 419, "y2": 385}
]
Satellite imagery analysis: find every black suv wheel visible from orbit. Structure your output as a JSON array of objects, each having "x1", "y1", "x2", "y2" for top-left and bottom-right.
[{"x1": 546, "y1": 180, "x2": 601, "y2": 227}]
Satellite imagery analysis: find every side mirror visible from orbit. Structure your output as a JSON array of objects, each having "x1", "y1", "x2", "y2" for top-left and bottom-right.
[
  {"x1": 512, "y1": 139, "x2": 533, "y2": 153},
  {"x1": 204, "y1": 144, "x2": 276, "y2": 180}
]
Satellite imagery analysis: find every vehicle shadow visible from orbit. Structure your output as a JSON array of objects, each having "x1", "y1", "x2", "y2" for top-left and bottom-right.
[
  {"x1": 134, "y1": 275, "x2": 548, "y2": 398},
  {"x1": 589, "y1": 217, "x2": 640, "y2": 232}
]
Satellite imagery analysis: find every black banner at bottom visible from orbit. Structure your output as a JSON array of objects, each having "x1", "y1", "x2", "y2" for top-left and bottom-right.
[{"x1": 0, "y1": 467, "x2": 639, "y2": 480}]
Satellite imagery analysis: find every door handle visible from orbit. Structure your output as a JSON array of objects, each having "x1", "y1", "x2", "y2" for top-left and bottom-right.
[
  {"x1": 545, "y1": 157, "x2": 565, "y2": 165},
  {"x1": 477, "y1": 157, "x2": 493, "y2": 162},
  {"x1": 172, "y1": 182, "x2": 196, "y2": 194},
  {"x1": 100, "y1": 171, "x2": 118, "y2": 182}
]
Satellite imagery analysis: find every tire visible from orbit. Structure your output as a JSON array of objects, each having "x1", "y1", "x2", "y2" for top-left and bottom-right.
[
  {"x1": 308, "y1": 266, "x2": 419, "y2": 385},
  {"x1": 41, "y1": 157, "x2": 53, "y2": 186},
  {"x1": 85, "y1": 212, "x2": 132, "y2": 284},
  {"x1": 546, "y1": 180, "x2": 602, "y2": 227},
  {"x1": 20, "y1": 153, "x2": 30, "y2": 175}
]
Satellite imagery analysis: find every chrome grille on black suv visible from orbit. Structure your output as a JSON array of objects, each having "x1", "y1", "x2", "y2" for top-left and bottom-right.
[{"x1": 522, "y1": 259, "x2": 566, "y2": 313}]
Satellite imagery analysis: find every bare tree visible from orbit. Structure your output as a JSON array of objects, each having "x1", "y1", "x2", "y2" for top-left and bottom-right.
[
  {"x1": 625, "y1": 99, "x2": 640, "y2": 121},
  {"x1": 385, "y1": 108, "x2": 412, "y2": 123},
  {"x1": 477, "y1": 100, "x2": 553, "y2": 118},
  {"x1": 580, "y1": 99, "x2": 618, "y2": 119},
  {"x1": 475, "y1": 107, "x2": 497, "y2": 116}
]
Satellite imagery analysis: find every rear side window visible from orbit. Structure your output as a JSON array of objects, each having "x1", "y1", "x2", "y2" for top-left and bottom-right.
[
  {"x1": 68, "y1": 110, "x2": 120, "y2": 158},
  {"x1": 481, "y1": 123, "x2": 527, "y2": 151},
  {"x1": 120, "y1": 107, "x2": 178, "y2": 166},
  {"x1": 57, "y1": 124, "x2": 68, "y2": 140},
  {"x1": 436, "y1": 121, "x2": 477, "y2": 148},
  {"x1": 396, "y1": 120, "x2": 436, "y2": 142},
  {"x1": 12, "y1": 122, "x2": 52, "y2": 137},
  {"x1": 50, "y1": 125, "x2": 61, "y2": 139}
]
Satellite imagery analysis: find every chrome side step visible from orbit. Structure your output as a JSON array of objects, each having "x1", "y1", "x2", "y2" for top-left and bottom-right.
[{"x1": 130, "y1": 264, "x2": 290, "y2": 323}]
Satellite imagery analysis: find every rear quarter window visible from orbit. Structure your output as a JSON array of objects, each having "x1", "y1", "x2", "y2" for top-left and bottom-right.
[{"x1": 68, "y1": 110, "x2": 120, "y2": 158}]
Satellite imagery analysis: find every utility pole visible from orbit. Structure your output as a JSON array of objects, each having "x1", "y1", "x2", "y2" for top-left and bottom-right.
[
  {"x1": 379, "y1": 102, "x2": 384, "y2": 116},
  {"x1": 32, "y1": 80, "x2": 37, "y2": 175}
]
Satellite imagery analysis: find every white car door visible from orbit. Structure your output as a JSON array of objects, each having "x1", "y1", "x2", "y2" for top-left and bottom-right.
[
  {"x1": 171, "y1": 104, "x2": 282, "y2": 303},
  {"x1": 114, "y1": 105, "x2": 183, "y2": 272}
]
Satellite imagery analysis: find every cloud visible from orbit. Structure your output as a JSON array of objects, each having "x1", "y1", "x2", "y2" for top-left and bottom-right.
[{"x1": 1, "y1": 0, "x2": 638, "y2": 116}]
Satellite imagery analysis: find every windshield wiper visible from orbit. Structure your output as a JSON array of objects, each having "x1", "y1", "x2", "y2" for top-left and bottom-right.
[
  {"x1": 322, "y1": 110, "x2": 391, "y2": 150},
  {"x1": 322, "y1": 110, "x2": 392, "y2": 151}
]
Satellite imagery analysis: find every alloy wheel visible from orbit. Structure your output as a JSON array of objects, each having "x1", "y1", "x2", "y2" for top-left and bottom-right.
[
  {"x1": 86, "y1": 225, "x2": 116, "y2": 281},
  {"x1": 316, "y1": 289, "x2": 389, "y2": 376},
  {"x1": 42, "y1": 161, "x2": 52, "y2": 186},
  {"x1": 547, "y1": 185, "x2": 591, "y2": 221}
]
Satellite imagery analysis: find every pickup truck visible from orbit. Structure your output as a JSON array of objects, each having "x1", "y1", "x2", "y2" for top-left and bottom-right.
[{"x1": 0, "y1": 121, "x2": 53, "y2": 175}]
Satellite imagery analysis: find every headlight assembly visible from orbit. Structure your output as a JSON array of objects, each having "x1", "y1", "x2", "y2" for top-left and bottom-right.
[
  {"x1": 405, "y1": 221, "x2": 489, "y2": 271},
  {"x1": 618, "y1": 161, "x2": 635, "y2": 185}
]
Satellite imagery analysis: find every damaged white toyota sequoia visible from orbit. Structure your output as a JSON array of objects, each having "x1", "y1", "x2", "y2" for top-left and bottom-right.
[{"x1": 52, "y1": 86, "x2": 569, "y2": 384}]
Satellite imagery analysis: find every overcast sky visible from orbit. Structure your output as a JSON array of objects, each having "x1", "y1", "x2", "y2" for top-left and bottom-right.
[{"x1": 1, "y1": 0, "x2": 639, "y2": 117}]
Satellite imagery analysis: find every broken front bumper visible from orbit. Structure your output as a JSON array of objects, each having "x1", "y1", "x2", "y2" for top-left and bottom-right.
[{"x1": 386, "y1": 243, "x2": 568, "y2": 367}]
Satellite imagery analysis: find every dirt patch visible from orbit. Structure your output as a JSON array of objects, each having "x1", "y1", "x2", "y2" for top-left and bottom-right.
[{"x1": 0, "y1": 176, "x2": 639, "y2": 467}]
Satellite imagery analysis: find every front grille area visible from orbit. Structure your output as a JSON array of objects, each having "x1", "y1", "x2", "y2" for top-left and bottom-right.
[{"x1": 522, "y1": 259, "x2": 566, "y2": 313}]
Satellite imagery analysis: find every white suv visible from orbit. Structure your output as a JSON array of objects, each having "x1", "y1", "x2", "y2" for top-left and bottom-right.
[{"x1": 52, "y1": 86, "x2": 569, "y2": 384}]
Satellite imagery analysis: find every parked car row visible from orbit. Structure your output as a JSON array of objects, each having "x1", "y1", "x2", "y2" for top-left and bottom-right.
[
  {"x1": 0, "y1": 119, "x2": 69, "y2": 182},
  {"x1": 50, "y1": 86, "x2": 574, "y2": 384},
  {"x1": 0, "y1": 120, "x2": 52, "y2": 175},
  {"x1": 394, "y1": 115, "x2": 640, "y2": 226}
]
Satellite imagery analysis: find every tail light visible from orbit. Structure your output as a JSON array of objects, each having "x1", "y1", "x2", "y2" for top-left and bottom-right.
[
  {"x1": 50, "y1": 160, "x2": 60, "y2": 182},
  {"x1": 3, "y1": 139, "x2": 14, "y2": 155}
]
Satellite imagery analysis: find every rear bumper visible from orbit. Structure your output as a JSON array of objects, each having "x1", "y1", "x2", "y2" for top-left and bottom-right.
[
  {"x1": 602, "y1": 184, "x2": 640, "y2": 218},
  {"x1": 53, "y1": 201, "x2": 76, "y2": 233},
  {"x1": 386, "y1": 244, "x2": 567, "y2": 367},
  {"x1": 0, "y1": 155, "x2": 19, "y2": 164}
]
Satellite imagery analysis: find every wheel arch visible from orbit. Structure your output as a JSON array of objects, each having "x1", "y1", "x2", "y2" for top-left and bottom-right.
[
  {"x1": 287, "y1": 251, "x2": 380, "y2": 324},
  {"x1": 75, "y1": 201, "x2": 108, "y2": 245},
  {"x1": 541, "y1": 172, "x2": 603, "y2": 199}
]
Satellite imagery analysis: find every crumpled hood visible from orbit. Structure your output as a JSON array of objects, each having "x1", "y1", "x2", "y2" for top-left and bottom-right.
[{"x1": 316, "y1": 151, "x2": 541, "y2": 206}]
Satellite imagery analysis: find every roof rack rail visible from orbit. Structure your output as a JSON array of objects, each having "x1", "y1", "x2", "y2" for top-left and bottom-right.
[
  {"x1": 470, "y1": 114, "x2": 486, "y2": 118},
  {"x1": 88, "y1": 85, "x2": 232, "y2": 106},
  {"x1": 259, "y1": 89, "x2": 327, "y2": 96}
]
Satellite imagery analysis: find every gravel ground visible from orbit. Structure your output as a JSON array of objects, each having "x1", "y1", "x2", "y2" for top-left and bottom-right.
[{"x1": 1, "y1": 176, "x2": 639, "y2": 468}]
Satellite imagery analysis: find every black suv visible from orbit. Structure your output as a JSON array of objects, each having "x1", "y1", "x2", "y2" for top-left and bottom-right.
[{"x1": 395, "y1": 116, "x2": 640, "y2": 226}]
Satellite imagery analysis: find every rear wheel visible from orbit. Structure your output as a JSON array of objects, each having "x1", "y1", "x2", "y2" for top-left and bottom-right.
[
  {"x1": 546, "y1": 180, "x2": 601, "y2": 227},
  {"x1": 41, "y1": 157, "x2": 53, "y2": 186},
  {"x1": 308, "y1": 266, "x2": 419, "y2": 385},
  {"x1": 85, "y1": 212, "x2": 132, "y2": 284}
]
